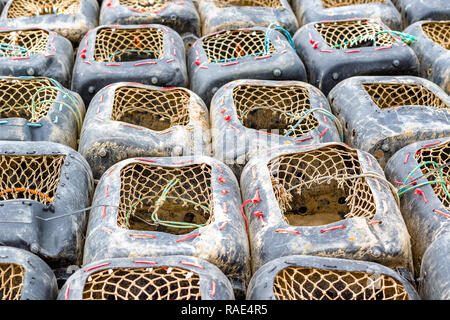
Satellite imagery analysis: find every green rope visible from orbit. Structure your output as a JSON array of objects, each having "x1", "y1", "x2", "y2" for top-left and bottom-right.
[
  {"x1": 398, "y1": 161, "x2": 450, "y2": 199},
  {"x1": 333, "y1": 30, "x2": 417, "y2": 49},
  {"x1": 124, "y1": 178, "x2": 210, "y2": 229}
]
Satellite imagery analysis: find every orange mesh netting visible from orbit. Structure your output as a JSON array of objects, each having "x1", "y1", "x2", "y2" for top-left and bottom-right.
[
  {"x1": 117, "y1": 162, "x2": 213, "y2": 234},
  {"x1": 415, "y1": 141, "x2": 450, "y2": 211},
  {"x1": 6, "y1": 0, "x2": 81, "y2": 18},
  {"x1": 314, "y1": 20, "x2": 397, "y2": 49},
  {"x1": 94, "y1": 27, "x2": 164, "y2": 63},
  {"x1": 232, "y1": 84, "x2": 319, "y2": 137},
  {"x1": 362, "y1": 83, "x2": 449, "y2": 109},
  {"x1": 118, "y1": 0, "x2": 173, "y2": 12},
  {"x1": 202, "y1": 30, "x2": 277, "y2": 63},
  {"x1": 0, "y1": 263, "x2": 24, "y2": 300},
  {"x1": 273, "y1": 266, "x2": 410, "y2": 300},
  {"x1": 421, "y1": 21, "x2": 450, "y2": 50},
  {"x1": 110, "y1": 86, "x2": 191, "y2": 131},
  {"x1": 0, "y1": 30, "x2": 49, "y2": 57},
  {"x1": 267, "y1": 145, "x2": 376, "y2": 226},
  {"x1": 213, "y1": 0, "x2": 282, "y2": 8},
  {"x1": 0, "y1": 78, "x2": 59, "y2": 123},
  {"x1": 82, "y1": 266, "x2": 201, "y2": 300},
  {"x1": 320, "y1": 0, "x2": 386, "y2": 9},
  {"x1": 0, "y1": 155, "x2": 65, "y2": 204}
]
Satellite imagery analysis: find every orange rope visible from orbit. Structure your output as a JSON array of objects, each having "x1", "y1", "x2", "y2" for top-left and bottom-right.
[{"x1": 0, "y1": 188, "x2": 53, "y2": 202}]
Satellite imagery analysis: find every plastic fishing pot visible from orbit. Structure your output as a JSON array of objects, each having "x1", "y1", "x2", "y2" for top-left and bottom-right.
[
  {"x1": 188, "y1": 26, "x2": 307, "y2": 107},
  {"x1": 391, "y1": 0, "x2": 450, "y2": 28},
  {"x1": 404, "y1": 21, "x2": 450, "y2": 94},
  {"x1": 384, "y1": 138, "x2": 450, "y2": 277},
  {"x1": 328, "y1": 75, "x2": 450, "y2": 168},
  {"x1": 0, "y1": 0, "x2": 99, "y2": 44},
  {"x1": 210, "y1": 79, "x2": 342, "y2": 177},
  {"x1": 197, "y1": 0, "x2": 298, "y2": 36},
  {"x1": 240, "y1": 142, "x2": 414, "y2": 277},
  {"x1": 0, "y1": 28, "x2": 73, "y2": 87},
  {"x1": 71, "y1": 24, "x2": 188, "y2": 106},
  {"x1": 0, "y1": 76, "x2": 85, "y2": 150},
  {"x1": 82, "y1": 156, "x2": 250, "y2": 299},
  {"x1": 59, "y1": 255, "x2": 234, "y2": 300},
  {"x1": 247, "y1": 255, "x2": 420, "y2": 300},
  {"x1": 0, "y1": 141, "x2": 94, "y2": 268},
  {"x1": 0, "y1": 246, "x2": 58, "y2": 300},
  {"x1": 292, "y1": 18, "x2": 419, "y2": 96},
  {"x1": 99, "y1": 0, "x2": 200, "y2": 39},
  {"x1": 418, "y1": 232, "x2": 450, "y2": 300},
  {"x1": 79, "y1": 82, "x2": 211, "y2": 180},
  {"x1": 292, "y1": 0, "x2": 401, "y2": 30}
]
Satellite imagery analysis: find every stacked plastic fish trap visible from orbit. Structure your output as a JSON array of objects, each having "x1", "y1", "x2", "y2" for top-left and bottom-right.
[{"x1": 0, "y1": 0, "x2": 448, "y2": 301}]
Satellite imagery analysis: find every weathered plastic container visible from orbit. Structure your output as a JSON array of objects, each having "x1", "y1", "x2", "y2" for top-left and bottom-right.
[
  {"x1": 0, "y1": 0, "x2": 99, "y2": 43},
  {"x1": 0, "y1": 246, "x2": 58, "y2": 300},
  {"x1": 240, "y1": 142, "x2": 414, "y2": 278},
  {"x1": 247, "y1": 255, "x2": 420, "y2": 300},
  {"x1": 293, "y1": 18, "x2": 419, "y2": 95},
  {"x1": 82, "y1": 156, "x2": 250, "y2": 298},
  {"x1": 328, "y1": 75, "x2": 450, "y2": 168},
  {"x1": 71, "y1": 24, "x2": 188, "y2": 106},
  {"x1": 210, "y1": 79, "x2": 342, "y2": 177},
  {"x1": 391, "y1": 0, "x2": 450, "y2": 28},
  {"x1": 59, "y1": 255, "x2": 235, "y2": 300},
  {"x1": 0, "y1": 76, "x2": 85, "y2": 150},
  {"x1": 78, "y1": 82, "x2": 211, "y2": 180}
]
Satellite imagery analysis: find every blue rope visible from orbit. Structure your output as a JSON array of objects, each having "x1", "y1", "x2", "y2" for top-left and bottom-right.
[{"x1": 264, "y1": 23, "x2": 296, "y2": 54}]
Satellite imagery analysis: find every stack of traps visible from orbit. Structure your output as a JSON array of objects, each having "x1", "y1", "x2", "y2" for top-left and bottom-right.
[
  {"x1": 292, "y1": 0, "x2": 402, "y2": 30},
  {"x1": 0, "y1": 28, "x2": 73, "y2": 87},
  {"x1": 79, "y1": 82, "x2": 211, "y2": 180},
  {"x1": 240, "y1": 143, "x2": 415, "y2": 287},
  {"x1": 0, "y1": 76, "x2": 85, "y2": 150},
  {"x1": 0, "y1": 141, "x2": 94, "y2": 268},
  {"x1": 293, "y1": 18, "x2": 419, "y2": 95},
  {"x1": 0, "y1": 0, "x2": 99, "y2": 43},
  {"x1": 82, "y1": 156, "x2": 249, "y2": 298},
  {"x1": 71, "y1": 24, "x2": 188, "y2": 105},
  {"x1": 210, "y1": 79, "x2": 342, "y2": 176},
  {"x1": 99, "y1": 0, "x2": 201, "y2": 41},
  {"x1": 385, "y1": 138, "x2": 450, "y2": 300}
]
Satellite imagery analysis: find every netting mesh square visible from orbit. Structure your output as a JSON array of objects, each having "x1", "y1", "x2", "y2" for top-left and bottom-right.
[
  {"x1": 232, "y1": 84, "x2": 319, "y2": 137},
  {"x1": 212, "y1": 0, "x2": 283, "y2": 8},
  {"x1": 6, "y1": 0, "x2": 82, "y2": 18},
  {"x1": 201, "y1": 30, "x2": 277, "y2": 63},
  {"x1": 111, "y1": 86, "x2": 191, "y2": 131},
  {"x1": 320, "y1": 0, "x2": 386, "y2": 9},
  {"x1": 0, "y1": 155, "x2": 65, "y2": 204},
  {"x1": 118, "y1": 0, "x2": 174, "y2": 12},
  {"x1": 415, "y1": 141, "x2": 450, "y2": 211},
  {"x1": 117, "y1": 162, "x2": 214, "y2": 234},
  {"x1": 0, "y1": 78, "x2": 59, "y2": 123},
  {"x1": 82, "y1": 267, "x2": 201, "y2": 300},
  {"x1": 0, "y1": 30, "x2": 49, "y2": 57},
  {"x1": 0, "y1": 263, "x2": 24, "y2": 300},
  {"x1": 314, "y1": 20, "x2": 397, "y2": 49},
  {"x1": 421, "y1": 22, "x2": 450, "y2": 50},
  {"x1": 267, "y1": 145, "x2": 376, "y2": 226},
  {"x1": 362, "y1": 83, "x2": 449, "y2": 109},
  {"x1": 94, "y1": 27, "x2": 164, "y2": 63},
  {"x1": 273, "y1": 267, "x2": 409, "y2": 300}
]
